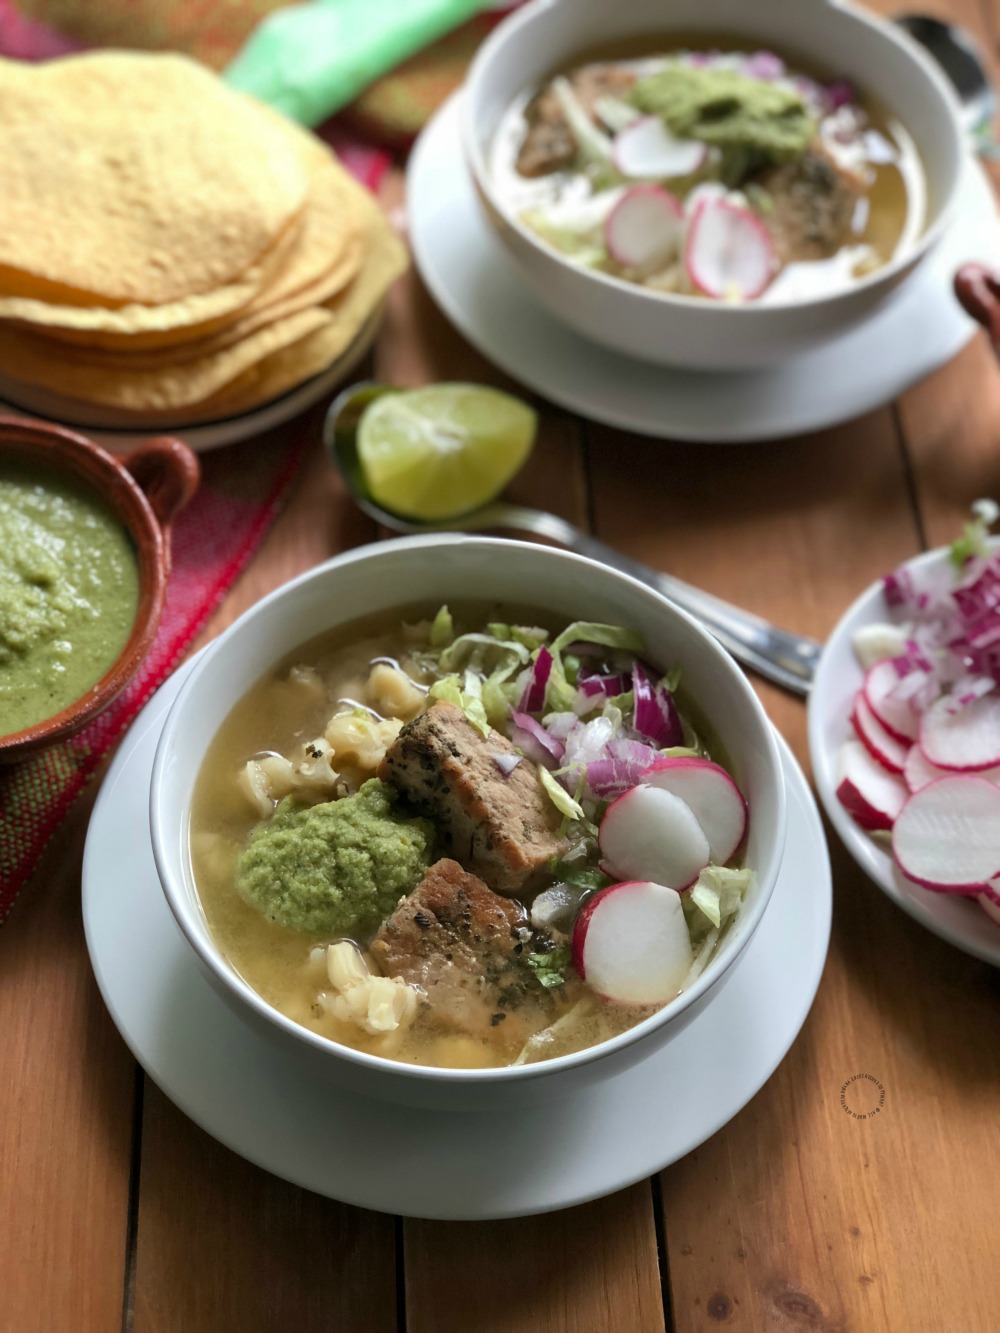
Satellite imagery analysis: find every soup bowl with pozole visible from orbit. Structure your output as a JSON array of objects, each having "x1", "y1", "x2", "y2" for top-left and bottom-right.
[
  {"x1": 462, "y1": 0, "x2": 964, "y2": 369},
  {"x1": 151, "y1": 536, "x2": 785, "y2": 1110}
]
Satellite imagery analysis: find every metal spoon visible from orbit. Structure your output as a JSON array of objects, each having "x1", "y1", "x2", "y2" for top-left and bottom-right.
[
  {"x1": 895, "y1": 13, "x2": 999, "y2": 155},
  {"x1": 324, "y1": 383, "x2": 822, "y2": 696}
]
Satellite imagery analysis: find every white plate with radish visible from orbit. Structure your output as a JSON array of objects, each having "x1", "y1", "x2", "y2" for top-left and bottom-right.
[{"x1": 808, "y1": 532, "x2": 1000, "y2": 967}]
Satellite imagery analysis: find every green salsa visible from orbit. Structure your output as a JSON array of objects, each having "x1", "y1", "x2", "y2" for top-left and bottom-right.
[{"x1": 0, "y1": 461, "x2": 140, "y2": 735}]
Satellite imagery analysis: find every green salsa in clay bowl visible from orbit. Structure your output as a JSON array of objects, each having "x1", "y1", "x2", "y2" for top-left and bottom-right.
[{"x1": 0, "y1": 417, "x2": 199, "y2": 760}]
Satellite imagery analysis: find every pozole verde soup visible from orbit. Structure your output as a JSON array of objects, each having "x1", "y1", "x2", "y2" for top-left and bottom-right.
[
  {"x1": 489, "y1": 35, "x2": 925, "y2": 303},
  {"x1": 191, "y1": 604, "x2": 753, "y2": 1070}
]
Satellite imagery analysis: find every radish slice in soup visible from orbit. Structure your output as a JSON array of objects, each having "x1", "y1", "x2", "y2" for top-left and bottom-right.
[
  {"x1": 685, "y1": 198, "x2": 775, "y2": 300},
  {"x1": 892, "y1": 776, "x2": 1000, "y2": 890},
  {"x1": 604, "y1": 184, "x2": 684, "y2": 274},
  {"x1": 599, "y1": 784, "x2": 710, "y2": 889},
  {"x1": 640, "y1": 757, "x2": 747, "y2": 862},
  {"x1": 572, "y1": 880, "x2": 693, "y2": 1004},
  {"x1": 612, "y1": 116, "x2": 707, "y2": 179}
]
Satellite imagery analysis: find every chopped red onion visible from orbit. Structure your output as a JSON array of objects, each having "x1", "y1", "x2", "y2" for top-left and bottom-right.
[
  {"x1": 578, "y1": 670, "x2": 631, "y2": 699},
  {"x1": 491, "y1": 753, "x2": 522, "y2": 778},
  {"x1": 509, "y1": 710, "x2": 565, "y2": 769},
  {"x1": 632, "y1": 661, "x2": 684, "y2": 747},
  {"x1": 585, "y1": 738, "x2": 661, "y2": 799},
  {"x1": 518, "y1": 645, "x2": 553, "y2": 712},
  {"x1": 825, "y1": 78, "x2": 856, "y2": 111}
]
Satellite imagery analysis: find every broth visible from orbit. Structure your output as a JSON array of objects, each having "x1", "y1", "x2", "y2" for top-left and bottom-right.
[
  {"x1": 191, "y1": 604, "x2": 748, "y2": 1069},
  {"x1": 489, "y1": 35, "x2": 925, "y2": 304}
]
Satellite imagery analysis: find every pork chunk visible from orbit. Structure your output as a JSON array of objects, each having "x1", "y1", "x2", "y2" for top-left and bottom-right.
[
  {"x1": 377, "y1": 701, "x2": 567, "y2": 894},
  {"x1": 370, "y1": 858, "x2": 556, "y2": 1044},
  {"x1": 516, "y1": 64, "x2": 636, "y2": 177},
  {"x1": 756, "y1": 146, "x2": 862, "y2": 263}
]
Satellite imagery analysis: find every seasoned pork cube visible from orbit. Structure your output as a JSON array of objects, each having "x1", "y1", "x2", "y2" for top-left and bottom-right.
[
  {"x1": 370, "y1": 858, "x2": 556, "y2": 1044},
  {"x1": 377, "y1": 701, "x2": 567, "y2": 893},
  {"x1": 516, "y1": 64, "x2": 635, "y2": 177},
  {"x1": 757, "y1": 146, "x2": 862, "y2": 263}
]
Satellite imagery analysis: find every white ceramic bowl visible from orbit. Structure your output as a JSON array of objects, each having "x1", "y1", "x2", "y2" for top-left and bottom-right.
[
  {"x1": 462, "y1": 0, "x2": 965, "y2": 370},
  {"x1": 151, "y1": 536, "x2": 786, "y2": 1109},
  {"x1": 808, "y1": 543, "x2": 1000, "y2": 968}
]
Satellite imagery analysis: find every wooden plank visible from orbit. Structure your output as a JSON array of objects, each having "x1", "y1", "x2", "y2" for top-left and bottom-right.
[
  {"x1": 404, "y1": 1186, "x2": 666, "y2": 1333},
  {"x1": 134, "y1": 1084, "x2": 397, "y2": 1333},
  {"x1": 0, "y1": 782, "x2": 134, "y2": 1333}
]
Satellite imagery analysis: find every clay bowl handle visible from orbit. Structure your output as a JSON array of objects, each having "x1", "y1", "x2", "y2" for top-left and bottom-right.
[
  {"x1": 122, "y1": 436, "x2": 200, "y2": 529},
  {"x1": 955, "y1": 263, "x2": 1000, "y2": 355}
]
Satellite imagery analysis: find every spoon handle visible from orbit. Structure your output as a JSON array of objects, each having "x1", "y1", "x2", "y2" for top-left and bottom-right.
[{"x1": 480, "y1": 504, "x2": 821, "y2": 695}]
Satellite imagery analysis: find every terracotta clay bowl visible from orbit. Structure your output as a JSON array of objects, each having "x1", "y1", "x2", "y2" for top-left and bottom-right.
[{"x1": 0, "y1": 415, "x2": 200, "y2": 760}]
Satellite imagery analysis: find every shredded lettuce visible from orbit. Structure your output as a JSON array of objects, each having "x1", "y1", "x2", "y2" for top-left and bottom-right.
[
  {"x1": 427, "y1": 672, "x2": 490, "y2": 737},
  {"x1": 549, "y1": 860, "x2": 612, "y2": 892},
  {"x1": 950, "y1": 498, "x2": 999, "y2": 568},
  {"x1": 549, "y1": 621, "x2": 645, "y2": 655},
  {"x1": 544, "y1": 655, "x2": 579, "y2": 712},
  {"x1": 686, "y1": 865, "x2": 754, "y2": 935},
  {"x1": 538, "y1": 765, "x2": 585, "y2": 820},
  {"x1": 526, "y1": 943, "x2": 572, "y2": 989},
  {"x1": 430, "y1": 605, "x2": 453, "y2": 648},
  {"x1": 521, "y1": 209, "x2": 608, "y2": 266},
  {"x1": 481, "y1": 659, "x2": 522, "y2": 729},
  {"x1": 551, "y1": 75, "x2": 614, "y2": 164},
  {"x1": 439, "y1": 633, "x2": 529, "y2": 674}
]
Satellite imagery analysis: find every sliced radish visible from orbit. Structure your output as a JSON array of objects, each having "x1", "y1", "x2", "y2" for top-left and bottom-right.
[
  {"x1": 863, "y1": 660, "x2": 918, "y2": 743},
  {"x1": 919, "y1": 692, "x2": 1000, "y2": 772},
  {"x1": 836, "y1": 740, "x2": 908, "y2": 830},
  {"x1": 639, "y1": 757, "x2": 747, "y2": 862},
  {"x1": 852, "y1": 694, "x2": 909, "y2": 774},
  {"x1": 684, "y1": 197, "x2": 775, "y2": 300},
  {"x1": 612, "y1": 116, "x2": 707, "y2": 179},
  {"x1": 604, "y1": 184, "x2": 684, "y2": 275},
  {"x1": 904, "y1": 745, "x2": 1000, "y2": 793},
  {"x1": 599, "y1": 784, "x2": 710, "y2": 890},
  {"x1": 892, "y1": 776, "x2": 1000, "y2": 891},
  {"x1": 978, "y1": 893, "x2": 1000, "y2": 926},
  {"x1": 572, "y1": 880, "x2": 693, "y2": 1004}
]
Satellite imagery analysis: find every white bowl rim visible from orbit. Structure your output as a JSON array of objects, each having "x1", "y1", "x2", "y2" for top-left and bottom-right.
[
  {"x1": 807, "y1": 539, "x2": 1000, "y2": 966},
  {"x1": 151, "y1": 533, "x2": 787, "y2": 1085},
  {"x1": 461, "y1": 0, "x2": 966, "y2": 315}
]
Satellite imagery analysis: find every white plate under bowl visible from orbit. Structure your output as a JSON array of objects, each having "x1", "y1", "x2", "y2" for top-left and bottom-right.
[
  {"x1": 83, "y1": 659, "x2": 832, "y2": 1219},
  {"x1": 807, "y1": 543, "x2": 1000, "y2": 968},
  {"x1": 0, "y1": 311, "x2": 380, "y2": 454},
  {"x1": 408, "y1": 94, "x2": 999, "y2": 443}
]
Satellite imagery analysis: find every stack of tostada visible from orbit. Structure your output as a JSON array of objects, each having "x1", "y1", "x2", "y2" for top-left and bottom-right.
[{"x1": 0, "y1": 51, "x2": 407, "y2": 427}]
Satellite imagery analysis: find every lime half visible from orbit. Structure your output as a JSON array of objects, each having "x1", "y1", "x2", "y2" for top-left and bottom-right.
[{"x1": 356, "y1": 383, "x2": 537, "y2": 520}]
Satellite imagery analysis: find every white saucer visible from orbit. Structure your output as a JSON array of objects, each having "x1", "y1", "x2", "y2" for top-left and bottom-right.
[
  {"x1": 83, "y1": 661, "x2": 831, "y2": 1219},
  {"x1": 0, "y1": 312, "x2": 379, "y2": 454},
  {"x1": 408, "y1": 95, "x2": 999, "y2": 443},
  {"x1": 808, "y1": 542, "x2": 1000, "y2": 969}
]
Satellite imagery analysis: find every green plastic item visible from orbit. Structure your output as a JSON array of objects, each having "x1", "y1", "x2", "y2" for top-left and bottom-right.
[{"x1": 224, "y1": 0, "x2": 486, "y2": 126}]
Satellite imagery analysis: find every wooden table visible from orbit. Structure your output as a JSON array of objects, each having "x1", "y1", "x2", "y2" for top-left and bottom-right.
[{"x1": 3, "y1": 2, "x2": 1000, "y2": 1327}]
